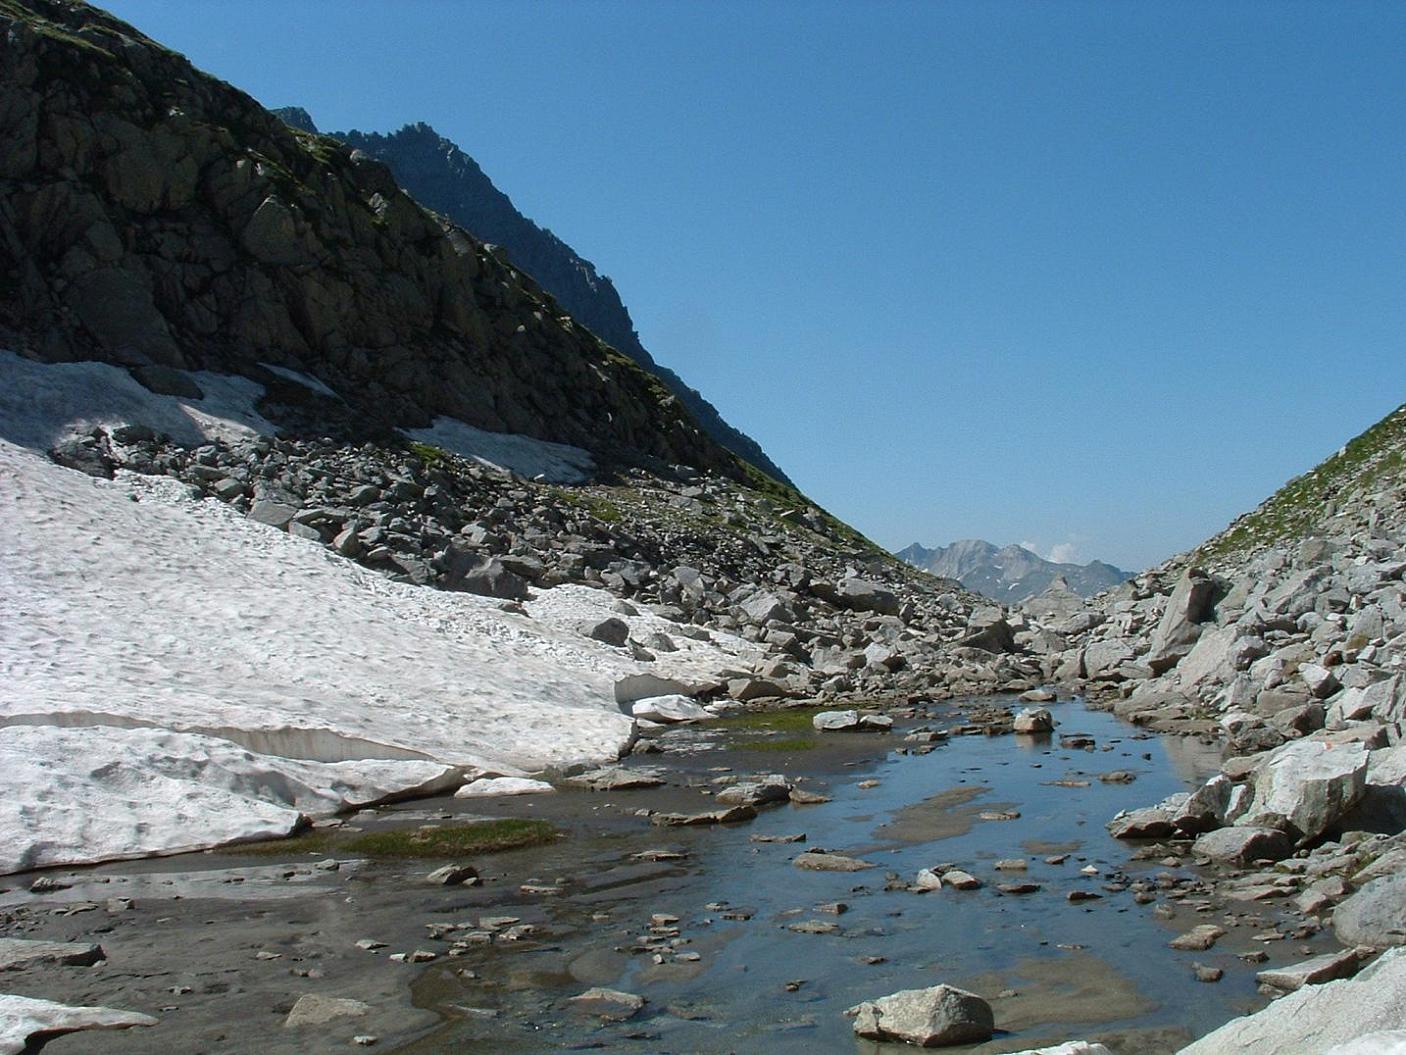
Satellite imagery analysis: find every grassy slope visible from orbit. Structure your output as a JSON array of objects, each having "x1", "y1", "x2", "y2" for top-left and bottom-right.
[{"x1": 1196, "y1": 403, "x2": 1406, "y2": 565}]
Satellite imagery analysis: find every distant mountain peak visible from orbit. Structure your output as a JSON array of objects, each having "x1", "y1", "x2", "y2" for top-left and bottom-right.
[{"x1": 899, "y1": 538, "x2": 1129, "y2": 603}]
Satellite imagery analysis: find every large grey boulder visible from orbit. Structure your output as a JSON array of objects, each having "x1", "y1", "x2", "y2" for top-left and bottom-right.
[
  {"x1": 0, "y1": 939, "x2": 104, "y2": 971},
  {"x1": 442, "y1": 552, "x2": 530, "y2": 600},
  {"x1": 567, "y1": 987, "x2": 645, "y2": 1021},
  {"x1": 1176, "y1": 626, "x2": 1242, "y2": 692},
  {"x1": 630, "y1": 695, "x2": 709, "y2": 723},
  {"x1": 1107, "y1": 805, "x2": 1177, "y2": 839},
  {"x1": 1173, "y1": 774, "x2": 1237, "y2": 834},
  {"x1": 284, "y1": 995, "x2": 371, "y2": 1028},
  {"x1": 1330, "y1": 677, "x2": 1406, "y2": 728},
  {"x1": 1256, "y1": 947, "x2": 1370, "y2": 991},
  {"x1": 1334, "y1": 874, "x2": 1406, "y2": 949},
  {"x1": 249, "y1": 498, "x2": 298, "y2": 529},
  {"x1": 578, "y1": 617, "x2": 630, "y2": 647},
  {"x1": 832, "y1": 577, "x2": 900, "y2": 616},
  {"x1": 1193, "y1": 826, "x2": 1293, "y2": 865},
  {"x1": 740, "y1": 592, "x2": 793, "y2": 626},
  {"x1": 1013, "y1": 707, "x2": 1054, "y2": 734},
  {"x1": 1240, "y1": 740, "x2": 1370, "y2": 843},
  {"x1": 1083, "y1": 639, "x2": 1135, "y2": 678},
  {"x1": 1147, "y1": 568, "x2": 1217, "y2": 670},
  {"x1": 813, "y1": 710, "x2": 861, "y2": 732},
  {"x1": 1177, "y1": 947, "x2": 1406, "y2": 1055},
  {"x1": 962, "y1": 607, "x2": 1016, "y2": 653},
  {"x1": 715, "y1": 775, "x2": 792, "y2": 807},
  {"x1": 849, "y1": 983, "x2": 994, "y2": 1046},
  {"x1": 1339, "y1": 745, "x2": 1406, "y2": 833}
]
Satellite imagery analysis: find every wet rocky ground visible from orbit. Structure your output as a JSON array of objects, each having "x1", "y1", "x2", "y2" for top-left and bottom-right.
[{"x1": 1, "y1": 695, "x2": 1345, "y2": 1055}]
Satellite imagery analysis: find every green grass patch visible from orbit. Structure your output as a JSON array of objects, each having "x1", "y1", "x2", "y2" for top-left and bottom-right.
[
  {"x1": 716, "y1": 706, "x2": 823, "y2": 735},
  {"x1": 228, "y1": 830, "x2": 335, "y2": 856},
  {"x1": 1197, "y1": 403, "x2": 1406, "y2": 564},
  {"x1": 228, "y1": 819, "x2": 558, "y2": 860},
  {"x1": 344, "y1": 819, "x2": 558, "y2": 858},
  {"x1": 405, "y1": 440, "x2": 452, "y2": 469}
]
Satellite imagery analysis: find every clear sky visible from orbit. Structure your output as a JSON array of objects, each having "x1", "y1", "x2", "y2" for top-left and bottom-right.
[{"x1": 103, "y1": 0, "x2": 1406, "y2": 571}]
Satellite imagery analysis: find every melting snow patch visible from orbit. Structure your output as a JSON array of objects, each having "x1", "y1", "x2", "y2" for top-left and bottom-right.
[
  {"x1": 405, "y1": 415, "x2": 595, "y2": 483},
  {"x1": 0, "y1": 439, "x2": 759, "y2": 871},
  {"x1": 0, "y1": 725, "x2": 459, "y2": 873},
  {"x1": 0, "y1": 349, "x2": 273, "y2": 449}
]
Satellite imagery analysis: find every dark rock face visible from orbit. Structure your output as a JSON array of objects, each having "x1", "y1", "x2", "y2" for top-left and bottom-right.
[
  {"x1": 0, "y1": 1, "x2": 734, "y2": 477},
  {"x1": 322, "y1": 120, "x2": 793, "y2": 485}
]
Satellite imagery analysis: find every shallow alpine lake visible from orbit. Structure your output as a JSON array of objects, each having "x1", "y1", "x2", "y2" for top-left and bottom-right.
[
  {"x1": 387, "y1": 696, "x2": 1288, "y2": 1054},
  {"x1": 18, "y1": 694, "x2": 1328, "y2": 1055}
]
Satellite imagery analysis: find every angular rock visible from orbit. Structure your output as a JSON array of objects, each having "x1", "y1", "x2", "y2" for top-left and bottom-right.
[
  {"x1": 812, "y1": 710, "x2": 860, "y2": 732},
  {"x1": 444, "y1": 554, "x2": 530, "y2": 601},
  {"x1": 1107, "y1": 806, "x2": 1176, "y2": 840},
  {"x1": 1169, "y1": 924, "x2": 1226, "y2": 951},
  {"x1": 727, "y1": 677, "x2": 791, "y2": 702},
  {"x1": 651, "y1": 805, "x2": 757, "y2": 826},
  {"x1": 0, "y1": 939, "x2": 105, "y2": 971},
  {"x1": 567, "y1": 767, "x2": 666, "y2": 791},
  {"x1": 1241, "y1": 740, "x2": 1370, "y2": 843},
  {"x1": 1334, "y1": 873, "x2": 1406, "y2": 949},
  {"x1": 941, "y1": 869, "x2": 982, "y2": 890},
  {"x1": 425, "y1": 864, "x2": 479, "y2": 886},
  {"x1": 1147, "y1": 567, "x2": 1217, "y2": 669},
  {"x1": 1193, "y1": 826, "x2": 1293, "y2": 865},
  {"x1": 567, "y1": 987, "x2": 645, "y2": 1021},
  {"x1": 793, "y1": 850, "x2": 876, "y2": 872},
  {"x1": 249, "y1": 499, "x2": 298, "y2": 529},
  {"x1": 578, "y1": 616, "x2": 629, "y2": 647},
  {"x1": 284, "y1": 995, "x2": 372, "y2": 1028},
  {"x1": 1013, "y1": 707, "x2": 1054, "y2": 734},
  {"x1": 1173, "y1": 774, "x2": 1236, "y2": 834},
  {"x1": 714, "y1": 775, "x2": 792, "y2": 808},
  {"x1": 630, "y1": 695, "x2": 709, "y2": 723},
  {"x1": 849, "y1": 983, "x2": 994, "y2": 1047},
  {"x1": 1257, "y1": 947, "x2": 1369, "y2": 991},
  {"x1": 833, "y1": 578, "x2": 900, "y2": 616},
  {"x1": 1301, "y1": 663, "x2": 1342, "y2": 700},
  {"x1": 740, "y1": 592, "x2": 793, "y2": 626},
  {"x1": 1178, "y1": 947, "x2": 1406, "y2": 1055},
  {"x1": 962, "y1": 608, "x2": 1016, "y2": 653}
]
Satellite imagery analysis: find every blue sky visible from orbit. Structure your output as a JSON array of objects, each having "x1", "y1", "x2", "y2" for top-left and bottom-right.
[{"x1": 104, "y1": 1, "x2": 1406, "y2": 571}]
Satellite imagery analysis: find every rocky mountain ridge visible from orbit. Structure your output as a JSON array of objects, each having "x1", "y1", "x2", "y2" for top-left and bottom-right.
[
  {"x1": 0, "y1": 0, "x2": 737, "y2": 478},
  {"x1": 310, "y1": 116, "x2": 794, "y2": 486},
  {"x1": 898, "y1": 538, "x2": 1129, "y2": 602}
]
